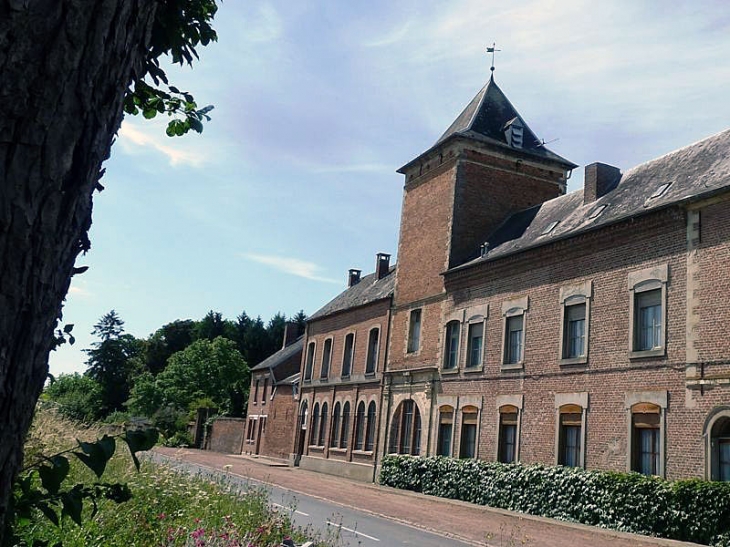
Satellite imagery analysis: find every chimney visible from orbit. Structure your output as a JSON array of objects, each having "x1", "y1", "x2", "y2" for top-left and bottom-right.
[
  {"x1": 376, "y1": 253, "x2": 391, "y2": 280},
  {"x1": 584, "y1": 162, "x2": 621, "y2": 205},
  {"x1": 282, "y1": 321, "x2": 301, "y2": 349},
  {"x1": 348, "y1": 268, "x2": 362, "y2": 287}
]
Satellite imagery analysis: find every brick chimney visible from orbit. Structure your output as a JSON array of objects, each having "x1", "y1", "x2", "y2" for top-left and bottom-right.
[
  {"x1": 376, "y1": 253, "x2": 391, "y2": 280},
  {"x1": 584, "y1": 162, "x2": 621, "y2": 205},
  {"x1": 348, "y1": 269, "x2": 362, "y2": 287},
  {"x1": 282, "y1": 321, "x2": 301, "y2": 349}
]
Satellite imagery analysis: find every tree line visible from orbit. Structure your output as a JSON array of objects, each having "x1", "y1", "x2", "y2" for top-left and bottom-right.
[{"x1": 45, "y1": 309, "x2": 306, "y2": 442}]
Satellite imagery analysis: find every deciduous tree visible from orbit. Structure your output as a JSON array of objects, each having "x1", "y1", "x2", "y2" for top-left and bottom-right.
[{"x1": 0, "y1": 0, "x2": 217, "y2": 539}]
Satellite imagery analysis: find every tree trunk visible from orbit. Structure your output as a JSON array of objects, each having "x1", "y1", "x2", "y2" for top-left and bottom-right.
[{"x1": 0, "y1": 1, "x2": 157, "y2": 541}]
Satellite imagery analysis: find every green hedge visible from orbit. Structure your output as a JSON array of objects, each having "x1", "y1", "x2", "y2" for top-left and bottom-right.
[{"x1": 379, "y1": 455, "x2": 730, "y2": 546}]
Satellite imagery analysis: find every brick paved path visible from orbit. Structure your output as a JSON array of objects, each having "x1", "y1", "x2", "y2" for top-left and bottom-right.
[{"x1": 154, "y1": 447, "x2": 701, "y2": 547}]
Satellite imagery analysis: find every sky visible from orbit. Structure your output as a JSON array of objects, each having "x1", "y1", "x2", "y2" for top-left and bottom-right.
[{"x1": 50, "y1": 0, "x2": 730, "y2": 375}]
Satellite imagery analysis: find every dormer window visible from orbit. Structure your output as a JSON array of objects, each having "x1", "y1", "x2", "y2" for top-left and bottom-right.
[{"x1": 503, "y1": 117, "x2": 524, "y2": 149}]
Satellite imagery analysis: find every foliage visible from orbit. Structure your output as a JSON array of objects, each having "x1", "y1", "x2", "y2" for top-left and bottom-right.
[
  {"x1": 7, "y1": 412, "x2": 157, "y2": 547},
  {"x1": 122, "y1": 0, "x2": 218, "y2": 137},
  {"x1": 43, "y1": 375, "x2": 104, "y2": 424},
  {"x1": 84, "y1": 311, "x2": 145, "y2": 416},
  {"x1": 379, "y1": 455, "x2": 730, "y2": 546},
  {"x1": 145, "y1": 320, "x2": 196, "y2": 375},
  {"x1": 128, "y1": 337, "x2": 248, "y2": 420},
  {"x1": 13, "y1": 410, "x2": 313, "y2": 547}
]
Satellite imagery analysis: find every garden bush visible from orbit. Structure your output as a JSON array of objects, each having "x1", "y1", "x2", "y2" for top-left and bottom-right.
[{"x1": 379, "y1": 455, "x2": 730, "y2": 546}]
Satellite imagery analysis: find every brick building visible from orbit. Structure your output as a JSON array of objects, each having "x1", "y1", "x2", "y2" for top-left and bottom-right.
[
  {"x1": 241, "y1": 323, "x2": 303, "y2": 460},
  {"x1": 295, "y1": 256, "x2": 394, "y2": 481},
  {"x1": 292, "y1": 72, "x2": 730, "y2": 481}
]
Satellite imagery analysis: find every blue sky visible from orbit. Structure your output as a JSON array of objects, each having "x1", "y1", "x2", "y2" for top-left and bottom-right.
[{"x1": 51, "y1": 0, "x2": 730, "y2": 375}]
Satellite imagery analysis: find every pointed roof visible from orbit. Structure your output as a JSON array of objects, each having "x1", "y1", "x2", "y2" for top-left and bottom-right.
[{"x1": 399, "y1": 75, "x2": 576, "y2": 172}]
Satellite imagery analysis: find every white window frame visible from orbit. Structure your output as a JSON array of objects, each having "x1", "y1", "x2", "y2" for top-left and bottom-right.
[
  {"x1": 559, "y1": 281, "x2": 592, "y2": 365},
  {"x1": 501, "y1": 297, "x2": 528, "y2": 369},
  {"x1": 628, "y1": 265, "x2": 668, "y2": 359},
  {"x1": 625, "y1": 391, "x2": 667, "y2": 477},
  {"x1": 553, "y1": 392, "x2": 589, "y2": 468}
]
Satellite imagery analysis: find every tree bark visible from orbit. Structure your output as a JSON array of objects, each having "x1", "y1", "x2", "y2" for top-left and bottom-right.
[{"x1": 0, "y1": 1, "x2": 157, "y2": 540}]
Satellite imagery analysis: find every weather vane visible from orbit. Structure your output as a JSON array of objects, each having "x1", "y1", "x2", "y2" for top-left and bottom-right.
[{"x1": 487, "y1": 42, "x2": 501, "y2": 73}]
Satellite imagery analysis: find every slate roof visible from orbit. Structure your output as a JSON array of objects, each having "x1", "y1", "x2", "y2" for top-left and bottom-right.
[
  {"x1": 451, "y1": 128, "x2": 730, "y2": 272},
  {"x1": 250, "y1": 336, "x2": 304, "y2": 382},
  {"x1": 399, "y1": 76, "x2": 576, "y2": 172},
  {"x1": 308, "y1": 267, "x2": 395, "y2": 321}
]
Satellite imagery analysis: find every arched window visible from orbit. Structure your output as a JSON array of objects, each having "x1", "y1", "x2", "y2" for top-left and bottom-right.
[
  {"x1": 631, "y1": 402, "x2": 661, "y2": 475},
  {"x1": 558, "y1": 404, "x2": 583, "y2": 467},
  {"x1": 342, "y1": 333, "x2": 354, "y2": 377},
  {"x1": 304, "y1": 342, "x2": 315, "y2": 381},
  {"x1": 355, "y1": 401, "x2": 366, "y2": 450},
  {"x1": 459, "y1": 406, "x2": 478, "y2": 459},
  {"x1": 710, "y1": 415, "x2": 730, "y2": 481},
  {"x1": 318, "y1": 402, "x2": 328, "y2": 446},
  {"x1": 310, "y1": 403, "x2": 320, "y2": 446},
  {"x1": 437, "y1": 405, "x2": 454, "y2": 456},
  {"x1": 498, "y1": 405, "x2": 519, "y2": 463},
  {"x1": 330, "y1": 402, "x2": 341, "y2": 448},
  {"x1": 388, "y1": 400, "x2": 421, "y2": 455},
  {"x1": 340, "y1": 402, "x2": 350, "y2": 449},
  {"x1": 443, "y1": 321, "x2": 460, "y2": 370},
  {"x1": 366, "y1": 328, "x2": 379, "y2": 374},
  {"x1": 365, "y1": 401, "x2": 377, "y2": 451}
]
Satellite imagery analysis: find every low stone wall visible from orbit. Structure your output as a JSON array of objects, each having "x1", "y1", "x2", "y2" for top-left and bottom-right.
[
  {"x1": 298, "y1": 454, "x2": 375, "y2": 482},
  {"x1": 207, "y1": 417, "x2": 246, "y2": 454}
]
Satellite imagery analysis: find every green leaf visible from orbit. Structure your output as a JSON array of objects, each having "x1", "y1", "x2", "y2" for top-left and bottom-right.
[
  {"x1": 38, "y1": 455, "x2": 70, "y2": 494},
  {"x1": 74, "y1": 435, "x2": 116, "y2": 478},
  {"x1": 61, "y1": 489, "x2": 83, "y2": 526},
  {"x1": 124, "y1": 428, "x2": 158, "y2": 471},
  {"x1": 36, "y1": 502, "x2": 60, "y2": 527}
]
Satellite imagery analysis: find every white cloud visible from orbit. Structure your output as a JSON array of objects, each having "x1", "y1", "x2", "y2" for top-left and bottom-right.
[
  {"x1": 118, "y1": 121, "x2": 208, "y2": 167},
  {"x1": 241, "y1": 253, "x2": 340, "y2": 284}
]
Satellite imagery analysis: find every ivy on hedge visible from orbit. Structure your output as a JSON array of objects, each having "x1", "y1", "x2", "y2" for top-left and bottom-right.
[{"x1": 379, "y1": 455, "x2": 730, "y2": 546}]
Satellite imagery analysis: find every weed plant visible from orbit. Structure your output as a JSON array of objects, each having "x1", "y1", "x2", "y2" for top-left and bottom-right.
[{"x1": 14, "y1": 408, "x2": 315, "y2": 546}]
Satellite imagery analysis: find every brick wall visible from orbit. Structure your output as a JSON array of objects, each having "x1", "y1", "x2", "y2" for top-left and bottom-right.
[{"x1": 208, "y1": 417, "x2": 245, "y2": 454}]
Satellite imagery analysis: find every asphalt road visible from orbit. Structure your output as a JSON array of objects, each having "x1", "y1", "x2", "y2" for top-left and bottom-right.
[{"x1": 149, "y1": 453, "x2": 473, "y2": 547}]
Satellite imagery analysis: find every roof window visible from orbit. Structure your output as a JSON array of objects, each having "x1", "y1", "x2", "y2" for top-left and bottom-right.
[
  {"x1": 503, "y1": 117, "x2": 524, "y2": 149},
  {"x1": 587, "y1": 204, "x2": 607, "y2": 220},
  {"x1": 649, "y1": 183, "x2": 671, "y2": 200},
  {"x1": 541, "y1": 220, "x2": 560, "y2": 235}
]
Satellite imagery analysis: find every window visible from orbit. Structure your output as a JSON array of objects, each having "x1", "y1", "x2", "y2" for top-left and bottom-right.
[
  {"x1": 407, "y1": 309, "x2": 422, "y2": 353},
  {"x1": 304, "y1": 342, "x2": 315, "y2": 381},
  {"x1": 498, "y1": 405, "x2": 519, "y2": 463},
  {"x1": 504, "y1": 315, "x2": 523, "y2": 365},
  {"x1": 366, "y1": 328, "x2": 379, "y2": 374},
  {"x1": 320, "y1": 339, "x2": 332, "y2": 379},
  {"x1": 261, "y1": 378, "x2": 268, "y2": 404},
  {"x1": 443, "y1": 321, "x2": 460, "y2": 370},
  {"x1": 340, "y1": 402, "x2": 350, "y2": 449},
  {"x1": 365, "y1": 402, "x2": 377, "y2": 451},
  {"x1": 635, "y1": 290, "x2": 662, "y2": 351},
  {"x1": 542, "y1": 220, "x2": 560, "y2": 235},
  {"x1": 711, "y1": 416, "x2": 730, "y2": 481},
  {"x1": 342, "y1": 333, "x2": 354, "y2": 377},
  {"x1": 253, "y1": 379, "x2": 259, "y2": 404},
  {"x1": 466, "y1": 322, "x2": 484, "y2": 368},
  {"x1": 354, "y1": 401, "x2": 366, "y2": 450},
  {"x1": 330, "y1": 403, "x2": 341, "y2": 448},
  {"x1": 558, "y1": 405, "x2": 583, "y2": 467},
  {"x1": 310, "y1": 403, "x2": 320, "y2": 446},
  {"x1": 388, "y1": 400, "x2": 421, "y2": 455},
  {"x1": 318, "y1": 402, "x2": 328, "y2": 447},
  {"x1": 437, "y1": 406, "x2": 454, "y2": 456},
  {"x1": 628, "y1": 265, "x2": 668, "y2": 357},
  {"x1": 587, "y1": 204, "x2": 607, "y2": 220},
  {"x1": 459, "y1": 406, "x2": 478, "y2": 459},
  {"x1": 631, "y1": 403, "x2": 661, "y2": 475},
  {"x1": 564, "y1": 304, "x2": 586, "y2": 358}
]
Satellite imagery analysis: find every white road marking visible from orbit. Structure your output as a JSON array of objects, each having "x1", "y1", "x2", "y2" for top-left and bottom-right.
[
  {"x1": 326, "y1": 520, "x2": 380, "y2": 542},
  {"x1": 271, "y1": 502, "x2": 309, "y2": 516}
]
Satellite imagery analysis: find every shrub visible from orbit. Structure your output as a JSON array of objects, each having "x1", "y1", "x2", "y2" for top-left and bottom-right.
[{"x1": 379, "y1": 455, "x2": 730, "y2": 546}]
